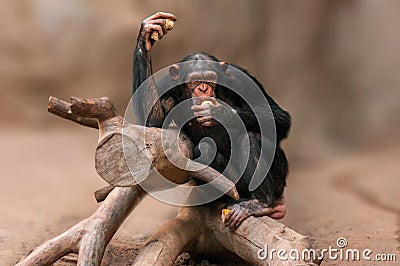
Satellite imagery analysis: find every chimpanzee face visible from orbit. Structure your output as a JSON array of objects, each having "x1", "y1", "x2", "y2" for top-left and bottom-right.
[
  {"x1": 169, "y1": 61, "x2": 226, "y2": 102},
  {"x1": 185, "y1": 71, "x2": 217, "y2": 98}
]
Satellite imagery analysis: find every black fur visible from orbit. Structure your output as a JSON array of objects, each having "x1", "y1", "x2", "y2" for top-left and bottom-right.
[{"x1": 133, "y1": 50, "x2": 291, "y2": 207}]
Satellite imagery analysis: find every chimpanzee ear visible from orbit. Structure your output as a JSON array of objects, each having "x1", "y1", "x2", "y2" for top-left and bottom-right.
[
  {"x1": 220, "y1": 61, "x2": 229, "y2": 73},
  {"x1": 169, "y1": 64, "x2": 180, "y2": 80}
]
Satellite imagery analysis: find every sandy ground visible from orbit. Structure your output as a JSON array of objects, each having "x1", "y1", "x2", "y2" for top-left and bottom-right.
[{"x1": 0, "y1": 127, "x2": 399, "y2": 265}]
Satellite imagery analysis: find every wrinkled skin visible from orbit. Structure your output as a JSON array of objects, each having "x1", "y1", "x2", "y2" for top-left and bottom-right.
[{"x1": 224, "y1": 199, "x2": 286, "y2": 230}]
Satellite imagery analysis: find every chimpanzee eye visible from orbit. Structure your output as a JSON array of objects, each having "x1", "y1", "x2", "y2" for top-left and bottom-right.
[
  {"x1": 207, "y1": 81, "x2": 217, "y2": 88},
  {"x1": 188, "y1": 81, "x2": 199, "y2": 89},
  {"x1": 187, "y1": 80, "x2": 216, "y2": 90}
]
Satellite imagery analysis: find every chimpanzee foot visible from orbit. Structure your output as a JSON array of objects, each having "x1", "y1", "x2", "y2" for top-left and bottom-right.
[
  {"x1": 223, "y1": 199, "x2": 286, "y2": 229},
  {"x1": 267, "y1": 198, "x2": 286, "y2": 220}
]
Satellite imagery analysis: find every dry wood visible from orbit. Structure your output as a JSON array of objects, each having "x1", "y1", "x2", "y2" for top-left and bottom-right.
[
  {"x1": 48, "y1": 96, "x2": 99, "y2": 129},
  {"x1": 133, "y1": 210, "x2": 201, "y2": 266},
  {"x1": 94, "y1": 114, "x2": 240, "y2": 199},
  {"x1": 94, "y1": 185, "x2": 115, "y2": 203},
  {"x1": 212, "y1": 214, "x2": 317, "y2": 265},
  {"x1": 17, "y1": 96, "x2": 318, "y2": 266},
  {"x1": 48, "y1": 96, "x2": 239, "y2": 200},
  {"x1": 16, "y1": 186, "x2": 145, "y2": 266},
  {"x1": 134, "y1": 203, "x2": 318, "y2": 266}
]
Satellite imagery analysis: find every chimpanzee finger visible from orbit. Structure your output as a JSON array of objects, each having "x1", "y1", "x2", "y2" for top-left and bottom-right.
[
  {"x1": 224, "y1": 210, "x2": 233, "y2": 223},
  {"x1": 228, "y1": 209, "x2": 242, "y2": 229},
  {"x1": 228, "y1": 210, "x2": 243, "y2": 230},
  {"x1": 223, "y1": 209, "x2": 236, "y2": 227},
  {"x1": 201, "y1": 121, "x2": 214, "y2": 127},
  {"x1": 224, "y1": 204, "x2": 239, "y2": 222},
  {"x1": 236, "y1": 212, "x2": 250, "y2": 227},
  {"x1": 208, "y1": 97, "x2": 219, "y2": 105},
  {"x1": 197, "y1": 107, "x2": 214, "y2": 115},
  {"x1": 193, "y1": 110, "x2": 211, "y2": 117},
  {"x1": 144, "y1": 12, "x2": 176, "y2": 22},
  {"x1": 196, "y1": 116, "x2": 212, "y2": 123},
  {"x1": 146, "y1": 19, "x2": 171, "y2": 35},
  {"x1": 191, "y1": 105, "x2": 209, "y2": 111},
  {"x1": 144, "y1": 24, "x2": 164, "y2": 40}
]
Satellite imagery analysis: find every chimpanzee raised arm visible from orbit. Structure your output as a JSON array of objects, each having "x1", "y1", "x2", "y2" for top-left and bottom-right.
[{"x1": 132, "y1": 12, "x2": 176, "y2": 126}]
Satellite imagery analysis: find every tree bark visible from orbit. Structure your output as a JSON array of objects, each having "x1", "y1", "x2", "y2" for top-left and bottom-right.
[
  {"x1": 134, "y1": 204, "x2": 319, "y2": 265},
  {"x1": 48, "y1": 96, "x2": 239, "y2": 200},
  {"x1": 16, "y1": 186, "x2": 145, "y2": 266}
]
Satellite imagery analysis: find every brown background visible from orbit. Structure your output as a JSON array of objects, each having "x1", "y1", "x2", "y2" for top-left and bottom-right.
[{"x1": 1, "y1": 1, "x2": 399, "y2": 265}]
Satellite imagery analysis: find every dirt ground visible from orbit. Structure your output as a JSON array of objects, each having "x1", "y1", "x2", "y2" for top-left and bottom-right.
[{"x1": 0, "y1": 127, "x2": 399, "y2": 265}]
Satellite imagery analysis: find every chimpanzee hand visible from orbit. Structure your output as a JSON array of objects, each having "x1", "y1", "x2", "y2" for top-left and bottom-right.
[
  {"x1": 139, "y1": 12, "x2": 176, "y2": 51},
  {"x1": 223, "y1": 203, "x2": 251, "y2": 229},
  {"x1": 191, "y1": 97, "x2": 235, "y2": 127}
]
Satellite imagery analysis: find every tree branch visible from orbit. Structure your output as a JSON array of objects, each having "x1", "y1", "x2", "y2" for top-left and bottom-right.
[{"x1": 48, "y1": 96, "x2": 99, "y2": 129}]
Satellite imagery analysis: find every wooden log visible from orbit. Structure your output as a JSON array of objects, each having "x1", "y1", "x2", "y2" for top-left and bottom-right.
[
  {"x1": 211, "y1": 214, "x2": 317, "y2": 265},
  {"x1": 70, "y1": 96, "x2": 117, "y2": 121},
  {"x1": 134, "y1": 203, "x2": 319, "y2": 266},
  {"x1": 48, "y1": 96, "x2": 239, "y2": 200},
  {"x1": 77, "y1": 186, "x2": 145, "y2": 264},
  {"x1": 48, "y1": 96, "x2": 98, "y2": 129},
  {"x1": 133, "y1": 208, "x2": 201, "y2": 266},
  {"x1": 94, "y1": 185, "x2": 115, "y2": 203},
  {"x1": 16, "y1": 186, "x2": 145, "y2": 266},
  {"x1": 19, "y1": 95, "x2": 318, "y2": 266},
  {"x1": 95, "y1": 114, "x2": 239, "y2": 200}
]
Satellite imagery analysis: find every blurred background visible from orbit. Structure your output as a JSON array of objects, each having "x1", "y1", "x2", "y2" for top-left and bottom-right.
[
  {"x1": 1, "y1": 0, "x2": 399, "y2": 265},
  {"x1": 1, "y1": 0, "x2": 400, "y2": 153}
]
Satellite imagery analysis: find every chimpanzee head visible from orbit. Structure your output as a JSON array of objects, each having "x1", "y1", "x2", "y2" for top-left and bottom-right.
[{"x1": 169, "y1": 53, "x2": 228, "y2": 100}]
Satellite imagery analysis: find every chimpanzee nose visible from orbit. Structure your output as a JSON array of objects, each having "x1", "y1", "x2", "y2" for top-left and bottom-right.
[
  {"x1": 196, "y1": 83, "x2": 213, "y2": 96},
  {"x1": 194, "y1": 83, "x2": 212, "y2": 96},
  {"x1": 198, "y1": 84, "x2": 208, "y2": 91}
]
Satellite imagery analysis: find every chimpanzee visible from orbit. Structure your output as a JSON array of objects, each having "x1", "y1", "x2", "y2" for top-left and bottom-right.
[{"x1": 132, "y1": 12, "x2": 291, "y2": 229}]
